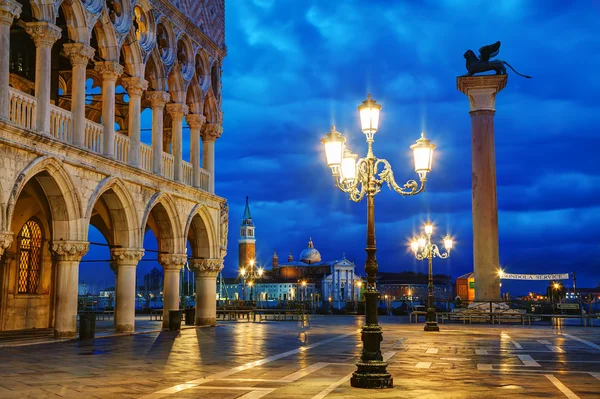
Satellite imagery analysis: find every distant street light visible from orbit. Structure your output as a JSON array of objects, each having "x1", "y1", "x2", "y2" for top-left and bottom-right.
[
  {"x1": 410, "y1": 223, "x2": 453, "y2": 332},
  {"x1": 239, "y1": 259, "x2": 263, "y2": 302},
  {"x1": 322, "y1": 94, "x2": 435, "y2": 389}
]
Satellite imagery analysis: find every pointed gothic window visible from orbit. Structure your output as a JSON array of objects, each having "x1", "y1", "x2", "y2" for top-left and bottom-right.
[{"x1": 17, "y1": 220, "x2": 42, "y2": 294}]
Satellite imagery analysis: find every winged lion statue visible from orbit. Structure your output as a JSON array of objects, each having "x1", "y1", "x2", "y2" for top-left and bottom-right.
[{"x1": 463, "y1": 41, "x2": 531, "y2": 79}]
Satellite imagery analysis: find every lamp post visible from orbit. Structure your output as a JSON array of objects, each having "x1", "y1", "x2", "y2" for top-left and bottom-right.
[
  {"x1": 239, "y1": 259, "x2": 263, "y2": 303},
  {"x1": 322, "y1": 94, "x2": 435, "y2": 389},
  {"x1": 410, "y1": 223, "x2": 453, "y2": 332}
]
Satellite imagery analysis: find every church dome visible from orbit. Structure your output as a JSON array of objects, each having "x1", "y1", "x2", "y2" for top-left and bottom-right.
[{"x1": 299, "y1": 238, "x2": 321, "y2": 264}]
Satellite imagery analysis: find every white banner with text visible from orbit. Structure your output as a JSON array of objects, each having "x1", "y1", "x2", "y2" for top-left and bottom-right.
[{"x1": 501, "y1": 273, "x2": 570, "y2": 281}]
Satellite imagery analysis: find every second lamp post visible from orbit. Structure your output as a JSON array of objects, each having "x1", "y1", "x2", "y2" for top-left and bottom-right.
[
  {"x1": 410, "y1": 223, "x2": 453, "y2": 332},
  {"x1": 240, "y1": 259, "x2": 263, "y2": 301},
  {"x1": 322, "y1": 94, "x2": 436, "y2": 389}
]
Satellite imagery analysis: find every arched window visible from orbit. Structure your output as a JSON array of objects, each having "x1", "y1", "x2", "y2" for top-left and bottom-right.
[{"x1": 17, "y1": 220, "x2": 42, "y2": 294}]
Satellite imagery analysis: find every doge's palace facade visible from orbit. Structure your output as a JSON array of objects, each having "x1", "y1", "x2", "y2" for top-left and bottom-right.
[{"x1": 0, "y1": 0, "x2": 227, "y2": 337}]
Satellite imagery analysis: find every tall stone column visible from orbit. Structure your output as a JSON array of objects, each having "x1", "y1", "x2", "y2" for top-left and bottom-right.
[
  {"x1": 111, "y1": 248, "x2": 144, "y2": 332},
  {"x1": 63, "y1": 43, "x2": 95, "y2": 147},
  {"x1": 24, "y1": 22, "x2": 61, "y2": 133},
  {"x1": 166, "y1": 103, "x2": 189, "y2": 182},
  {"x1": 122, "y1": 77, "x2": 148, "y2": 168},
  {"x1": 457, "y1": 75, "x2": 507, "y2": 302},
  {"x1": 146, "y1": 91, "x2": 171, "y2": 175},
  {"x1": 189, "y1": 258, "x2": 224, "y2": 326},
  {"x1": 186, "y1": 114, "x2": 206, "y2": 188},
  {"x1": 158, "y1": 253, "x2": 186, "y2": 328},
  {"x1": 94, "y1": 61, "x2": 123, "y2": 158},
  {"x1": 51, "y1": 241, "x2": 89, "y2": 338},
  {"x1": 109, "y1": 260, "x2": 118, "y2": 326},
  {"x1": 201, "y1": 123, "x2": 222, "y2": 193},
  {"x1": 0, "y1": 0, "x2": 21, "y2": 120},
  {"x1": 0, "y1": 231, "x2": 13, "y2": 262}
]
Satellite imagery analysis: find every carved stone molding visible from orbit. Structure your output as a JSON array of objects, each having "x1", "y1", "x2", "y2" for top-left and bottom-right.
[
  {"x1": 63, "y1": 43, "x2": 96, "y2": 66},
  {"x1": 24, "y1": 22, "x2": 62, "y2": 48},
  {"x1": 158, "y1": 253, "x2": 187, "y2": 271},
  {"x1": 94, "y1": 61, "x2": 124, "y2": 81},
  {"x1": 456, "y1": 75, "x2": 507, "y2": 112},
  {"x1": 0, "y1": 231, "x2": 13, "y2": 258},
  {"x1": 111, "y1": 248, "x2": 144, "y2": 266},
  {"x1": 122, "y1": 77, "x2": 149, "y2": 96},
  {"x1": 166, "y1": 103, "x2": 189, "y2": 119},
  {"x1": 189, "y1": 258, "x2": 224, "y2": 277},
  {"x1": 0, "y1": 0, "x2": 21, "y2": 25},
  {"x1": 51, "y1": 241, "x2": 89, "y2": 262},
  {"x1": 186, "y1": 113, "x2": 206, "y2": 129},
  {"x1": 201, "y1": 123, "x2": 222, "y2": 141},
  {"x1": 146, "y1": 91, "x2": 171, "y2": 109}
]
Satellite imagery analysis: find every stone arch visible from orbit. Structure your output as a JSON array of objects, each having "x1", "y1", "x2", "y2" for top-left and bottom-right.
[
  {"x1": 184, "y1": 204, "x2": 215, "y2": 259},
  {"x1": 141, "y1": 192, "x2": 184, "y2": 255},
  {"x1": 84, "y1": 177, "x2": 140, "y2": 249},
  {"x1": 120, "y1": 29, "x2": 145, "y2": 78},
  {"x1": 7, "y1": 156, "x2": 83, "y2": 242},
  {"x1": 203, "y1": 89, "x2": 219, "y2": 123},
  {"x1": 90, "y1": 11, "x2": 119, "y2": 61},
  {"x1": 186, "y1": 76, "x2": 204, "y2": 114},
  {"x1": 144, "y1": 49, "x2": 166, "y2": 91},
  {"x1": 168, "y1": 63, "x2": 187, "y2": 104},
  {"x1": 54, "y1": 0, "x2": 90, "y2": 43},
  {"x1": 195, "y1": 49, "x2": 210, "y2": 92}
]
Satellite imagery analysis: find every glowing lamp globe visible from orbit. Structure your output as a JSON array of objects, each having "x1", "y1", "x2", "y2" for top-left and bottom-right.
[
  {"x1": 443, "y1": 235, "x2": 453, "y2": 251},
  {"x1": 410, "y1": 132, "x2": 435, "y2": 176},
  {"x1": 321, "y1": 126, "x2": 346, "y2": 173},
  {"x1": 358, "y1": 94, "x2": 382, "y2": 139},
  {"x1": 410, "y1": 240, "x2": 419, "y2": 253},
  {"x1": 418, "y1": 237, "x2": 426, "y2": 248},
  {"x1": 424, "y1": 224, "x2": 433, "y2": 235},
  {"x1": 341, "y1": 147, "x2": 358, "y2": 182},
  {"x1": 258, "y1": 268, "x2": 263, "y2": 277}
]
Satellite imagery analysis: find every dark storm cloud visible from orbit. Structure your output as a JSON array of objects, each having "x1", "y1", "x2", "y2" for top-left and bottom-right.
[{"x1": 215, "y1": 0, "x2": 600, "y2": 292}]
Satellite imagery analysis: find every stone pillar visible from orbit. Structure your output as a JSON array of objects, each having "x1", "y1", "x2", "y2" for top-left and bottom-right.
[
  {"x1": 166, "y1": 103, "x2": 188, "y2": 182},
  {"x1": 24, "y1": 22, "x2": 61, "y2": 133},
  {"x1": 122, "y1": 77, "x2": 148, "y2": 167},
  {"x1": 94, "y1": 61, "x2": 123, "y2": 158},
  {"x1": 63, "y1": 43, "x2": 95, "y2": 147},
  {"x1": 0, "y1": 1, "x2": 21, "y2": 120},
  {"x1": 201, "y1": 123, "x2": 222, "y2": 193},
  {"x1": 146, "y1": 91, "x2": 171, "y2": 175},
  {"x1": 51, "y1": 241, "x2": 89, "y2": 338},
  {"x1": 189, "y1": 258, "x2": 224, "y2": 326},
  {"x1": 186, "y1": 114, "x2": 206, "y2": 188},
  {"x1": 111, "y1": 248, "x2": 144, "y2": 332},
  {"x1": 457, "y1": 75, "x2": 507, "y2": 302},
  {"x1": 109, "y1": 260, "x2": 118, "y2": 326},
  {"x1": 0, "y1": 231, "x2": 13, "y2": 262},
  {"x1": 158, "y1": 253, "x2": 186, "y2": 328}
]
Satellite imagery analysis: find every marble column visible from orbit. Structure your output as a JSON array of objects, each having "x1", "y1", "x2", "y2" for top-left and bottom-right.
[
  {"x1": 0, "y1": 0, "x2": 21, "y2": 120},
  {"x1": 111, "y1": 248, "x2": 144, "y2": 332},
  {"x1": 109, "y1": 260, "x2": 118, "y2": 326},
  {"x1": 24, "y1": 22, "x2": 62, "y2": 133},
  {"x1": 146, "y1": 91, "x2": 171, "y2": 175},
  {"x1": 51, "y1": 241, "x2": 89, "y2": 338},
  {"x1": 0, "y1": 231, "x2": 13, "y2": 262},
  {"x1": 186, "y1": 114, "x2": 206, "y2": 188},
  {"x1": 94, "y1": 61, "x2": 123, "y2": 158},
  {"x1": 63, "y1": 43, "x2": 95, "y2": 147},
  {"x1": 158, "y1": 253, "x2": 186, "y2": 329},
  {"x1": 457, "y1": 75, "x2": 507, "y2": 302},
  {"x1": 189, "y1": 258, "x2": 224, "y2": 326},
  {"x1": 122, "y1": 77, "x2": 148, "y2": 168},
  {"x1": 166, "y1": 103, "x2": 188, "y2": 182},
  {"x1": 201, "y1": 123, "x2": 222, "y2": 193}
]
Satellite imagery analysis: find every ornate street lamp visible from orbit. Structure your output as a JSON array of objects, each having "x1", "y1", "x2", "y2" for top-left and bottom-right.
[
  {"x1": 239, "y1": 259, "x2": 263, "y2": 302},
  {"x1": 410, "y1": 223, "x2": 453, "y2": 332},
  {"x1": 321, "y1": 94, "x2": 435, "y2": 389}
]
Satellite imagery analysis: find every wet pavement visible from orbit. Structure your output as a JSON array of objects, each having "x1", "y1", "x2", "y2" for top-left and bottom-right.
[{"x1": 0, "y1": 316, "x2": 598, "y2": 398}]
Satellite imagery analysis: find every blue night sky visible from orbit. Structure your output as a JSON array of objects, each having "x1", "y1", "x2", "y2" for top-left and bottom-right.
[{"x1": 82, "y1": 0, "x2": 600, "y2": 296}]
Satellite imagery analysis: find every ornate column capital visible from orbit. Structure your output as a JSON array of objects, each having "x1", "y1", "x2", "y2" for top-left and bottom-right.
[
  {"x1": 186, "y1": 113, "x2": 206, "y2": 129},
  {"x1": 94, "y1": 61, "x2": 124, "y2": 82},
  {"x1": 158, "y1": 253, "x2": 187, "y2": 271},
  {"x1": 146, "y1": 91, "x2": 171, "y2": 109},
  {"x1": 0, "y1": 0, "x2": 21, "y2": 25},
  {"x1": 62, "y1": 43, "x2": 95, "y2": 66},
  {"x1": 189, "y1": 258, "x2": 224, "y2": 278},
  {"x1": 111, "y1": 248, "x2": 144, "y2": 267},
  {"x1": 51, "y1": 241, "x2": 89, "y2": 262},
  {"x1": 122, "y1": 77, "x2": 148, "y2": 97},
  {"x1": 457, "y1": 75, "x2": 507, "y2": 112},
  {"x1": 0, "y1": 231, "x2": 13, "y2": 258},
  {"x1": 166, "y1": 103, "x2": 189, "y2": 119},
  {"x1": 201, "y1": 123, "x2": 223, "y2": 141},
  {"x1": 24, "y1": 22, "x2": 61, "y2": 48}
]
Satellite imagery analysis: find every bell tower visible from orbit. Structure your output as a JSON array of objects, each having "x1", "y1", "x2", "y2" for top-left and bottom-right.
[{"x1": 238, "y1": 196, "x2": 256, "y2": 269}]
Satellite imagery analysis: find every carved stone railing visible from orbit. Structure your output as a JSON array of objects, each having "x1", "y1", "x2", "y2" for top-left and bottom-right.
[
  {"x1": 114, "y1": 132, "x2": 130, "y2": 163},
  {"x1": 162, "y1": 152, "x2": 174, "y2": 179},
  {"x1": 84, "y1": 120, "x2": 103, "y2": 154},
  {"x1": 199, "y1": 168, "x2": 209, "y2": 191},
  {"x1": 9, "y1": 87, "x2": 36, "y2": 130},
  {"x1": 182, "y1": 161, "x2": 193, "y2": 186},
  {"x1": 140, "y1": 143, "x2": 153, "y2": 172},
  {"x1": 49, "y1": 104, "x2": 71, "y2": 142}
]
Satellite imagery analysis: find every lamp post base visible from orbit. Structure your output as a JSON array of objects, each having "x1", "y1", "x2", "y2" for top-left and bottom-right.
[
  {"x1": 351, "y1": 362, "x2": 393, "y2": 389},
  {"x1": 424, "y1": 322, "x2": 439, "y2": 332},
  {"x1": 425, "y1": 308, "x2": 439, "y2": 332}
]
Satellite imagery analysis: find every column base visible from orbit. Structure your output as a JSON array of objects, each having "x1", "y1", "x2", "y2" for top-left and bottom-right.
[
  {"x1": 195, "y1": 317, "x2": 216, "y2": 326},
  {"x1": 351, "y1": 361, "x2": 393, "y2": 389},
  {"x1": 54, "y1": 329, "x2": 76, "y2": 339},
  {"x1": 424, "y1": 322, "x2": 440, "y2": 332},
  {"x1": 116, "y1": 324, "x2": 134, "y2": 333}
]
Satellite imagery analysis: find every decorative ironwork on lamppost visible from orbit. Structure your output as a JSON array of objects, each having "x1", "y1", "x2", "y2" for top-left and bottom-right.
[
  {"x1": 239, "y1": 259, "x2": 263, "y2": 302},
  {"x1": 410, "y1": 223, "x2": 453, "y2": 332},
  {"x1": 321, "y1": 94, "x2": 436, "y2": 389}
]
